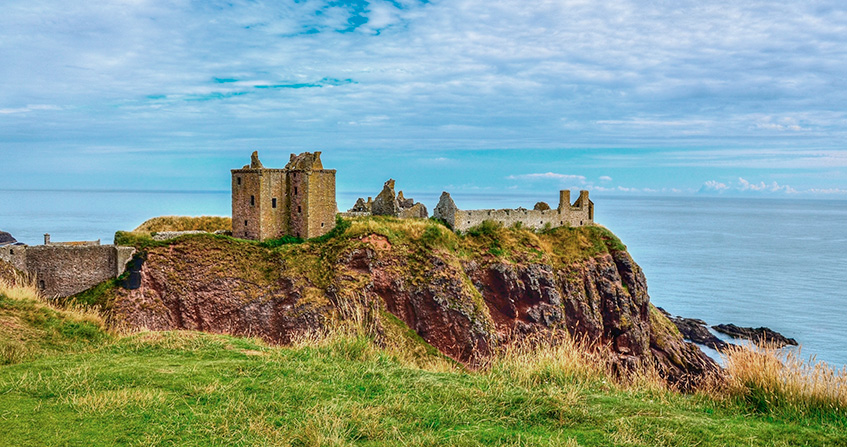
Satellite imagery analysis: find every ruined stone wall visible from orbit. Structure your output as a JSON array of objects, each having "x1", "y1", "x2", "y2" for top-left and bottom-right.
[
  {"x1": 434, "y1": 190, "x2": 594, "y2": 232},
  {"x1": 451, "y1": 207, "x2": 591, "y2": 232},
  {"x1": 0, "y1": 245, "x2": 27, "y2": 272},
  {"x1": 305, "y1": 170, "x2": 337, "y2": 238},
  {"x1": 0, "y1": 245, "x2": 134, "y2": 298}
]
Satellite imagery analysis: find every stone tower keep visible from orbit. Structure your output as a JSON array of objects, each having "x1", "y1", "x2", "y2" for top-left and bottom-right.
[{"x1": 231, "y1": 151, "x2": 337, "y2": 240}]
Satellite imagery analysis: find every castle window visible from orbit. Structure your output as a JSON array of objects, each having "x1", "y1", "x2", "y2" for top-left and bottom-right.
[
  {"x1": 237, "y1": 177, "x2": 241, "y2": 185},
  {"x1": 272, "y1": 198, "x2": 277, "y2": 208},
  {"x1": 38, "y1": 280, "x2": 45, "y2": 290},
  {"x1": 250, "y1": 195, "x2": 255, "y2": 206},
  {"x1": 321, "y1": 222, "x2": 325, "y2": 227},
  {"x1": 244, "y1": 220, "x2": 248, "y2": 226},
  {"x1": 298, "y1": 206, "x2": 302, "y2": 213},
  {"x1": 9, "y1": 249, "x2": 13, "y2": 255},
  {"x1": 294, "y1": 186, "x2": 298, "y2": 195}
]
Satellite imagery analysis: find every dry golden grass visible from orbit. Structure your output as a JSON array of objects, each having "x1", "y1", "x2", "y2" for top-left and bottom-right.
[
  {"x1": 719, "y1": 342, "x2": 847, "y2": 414},
  {"x1": 133, "y1": 215, "x2": 232, "y2": 232},
  {"x1": 66, "y1": 388, "x2": 169, "y2": 415},
  {"x1": 486, "y1": 332, "x2": 612, "y2": 388},
  {"x1": 0, "y1": 272, "x2": 39, "y2": 303},
  {"x1": 1, "y1": 273, "x2": 107, "y2": 364}
]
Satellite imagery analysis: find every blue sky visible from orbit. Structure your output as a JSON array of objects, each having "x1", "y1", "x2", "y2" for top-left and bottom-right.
[{"x1": 2, "y1": 0, "x2": 846, "y2": 198}]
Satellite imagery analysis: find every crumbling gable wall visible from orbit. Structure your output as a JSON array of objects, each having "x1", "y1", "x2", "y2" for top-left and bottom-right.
[
  {"x1": 434, "y1": 190, "x2": 594, "y2": 232},
  {"x1": 345, "y1": 179, "x2": 428, "y2": 219}
]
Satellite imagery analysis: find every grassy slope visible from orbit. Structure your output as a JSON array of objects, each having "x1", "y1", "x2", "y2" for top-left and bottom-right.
[{"x1": 2, "y1": 282, "x2": 846, "y2": 446}]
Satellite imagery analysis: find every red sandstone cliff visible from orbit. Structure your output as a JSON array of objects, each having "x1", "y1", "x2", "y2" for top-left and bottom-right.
[{"x1": 108, "y1": 222, "x2": 715, "y2": 387}]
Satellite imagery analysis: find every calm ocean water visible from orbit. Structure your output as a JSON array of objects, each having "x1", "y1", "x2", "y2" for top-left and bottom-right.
[{"x1": 1, "y1": 190, "x2": 845, "y2": 368}]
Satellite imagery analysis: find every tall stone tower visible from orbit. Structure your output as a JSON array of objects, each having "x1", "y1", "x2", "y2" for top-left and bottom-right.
[{"x1": 231, "y1": 151, "x2": 337, "y2": 240}]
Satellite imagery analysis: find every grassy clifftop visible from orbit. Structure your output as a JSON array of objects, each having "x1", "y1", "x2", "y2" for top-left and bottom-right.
[
  {"x1": 1, "y1": 276, "x2": 846, "y2": 446},
  {"x1": 118, "y1": 215, "x2": 626, "y2": 268},
  {"x1": 133, "y1": 215, "x2": 232, "y2": 233}
]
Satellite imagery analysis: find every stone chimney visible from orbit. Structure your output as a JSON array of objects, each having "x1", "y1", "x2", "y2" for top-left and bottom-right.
[
  {"x1": 44, "y1": 233, "x2": 51, "y2": 245},
  {"x1": 558, "y1": 190, "x2": 571, "y2": 210}
]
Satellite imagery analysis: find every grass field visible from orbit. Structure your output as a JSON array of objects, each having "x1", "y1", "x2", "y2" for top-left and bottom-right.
[{"x1": 2, "y1": 276, "x2": 847, "y2": 446}]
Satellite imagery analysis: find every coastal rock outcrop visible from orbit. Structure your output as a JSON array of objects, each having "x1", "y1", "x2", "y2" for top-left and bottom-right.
[
  {"x1": 712, "y1": 323, "x2": 797, "y2": 347},
  {"x1": 0, "y1": 231, "x2": 17, "y2": 246},
  {"x1": 658, "y1": 309, "x2": 731, "y2": 351},
  {"x1": 107, "y1": 223, "x2": 716, "y2": 387}
]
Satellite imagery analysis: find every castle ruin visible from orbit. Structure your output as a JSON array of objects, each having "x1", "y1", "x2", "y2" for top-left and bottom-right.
[
  {"x1": 343, "y1": 179, "x2": 428, "y2": 219},
  {"x1": 230, "y1": 151, "x2": 594, "y2": 235},
  {"x1": 434, "y1": 190, "x2": 594, "y2": 232},
  {"x1": 232, "y1": 151, "x2": 337, "y2": 240}
]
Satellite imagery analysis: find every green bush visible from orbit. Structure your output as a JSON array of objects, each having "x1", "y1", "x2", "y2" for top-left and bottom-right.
[{"x1": 465, "y1": 220, "x2": 502, "y2": 238}]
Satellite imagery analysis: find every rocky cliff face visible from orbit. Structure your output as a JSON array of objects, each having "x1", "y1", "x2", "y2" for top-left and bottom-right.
[{"x1": 107, "y1": 221, "x2": 715, "y2": 387}]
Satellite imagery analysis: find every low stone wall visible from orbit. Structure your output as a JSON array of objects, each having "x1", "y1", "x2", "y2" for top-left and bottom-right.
[
  {"x1": 0, "y1": 244, "x2": 136, "y2": 298},
  {"x1": 152, "y1": 231, "x2": 208, "y2": 241}
]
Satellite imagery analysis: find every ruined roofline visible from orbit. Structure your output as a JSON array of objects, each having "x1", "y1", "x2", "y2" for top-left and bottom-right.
[
  {"x1": 231, "y1": 168, "x2": 288, "y2": 173},
  {"x1": 445, "y1": 190, "x2": 590, "y2": 214},
  {"x1": 230, "y1": 167, "x2": 338, "y2": 174}
]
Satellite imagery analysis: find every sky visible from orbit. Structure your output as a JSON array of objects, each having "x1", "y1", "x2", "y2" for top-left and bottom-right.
[{"x1": 1, "y1": 0, "x2": 846, "y2": 199}]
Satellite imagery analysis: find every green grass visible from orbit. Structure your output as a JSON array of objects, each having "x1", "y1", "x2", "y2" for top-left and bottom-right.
[{"x1": 2, "y1": 282, "x2": 846, "y2": 446}]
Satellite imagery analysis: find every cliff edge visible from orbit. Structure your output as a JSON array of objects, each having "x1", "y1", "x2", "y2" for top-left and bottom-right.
[{"x1": 99, "y1": 218, "x2": 715, "y2": 387}]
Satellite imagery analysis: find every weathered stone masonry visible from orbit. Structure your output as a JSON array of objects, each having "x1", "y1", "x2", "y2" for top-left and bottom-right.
[
  {"x1": 232, "y1": 151, "x2": 337, "y2": 240},
  {"x1": 0, "y1": 240, "x2": 135, "y2": 298},
  {"x1": 434, "y1": 190, "x2": 594, "y2": 232},
  {"x1": 343, "y1": 179, "x2": 428, "y2": 219}
]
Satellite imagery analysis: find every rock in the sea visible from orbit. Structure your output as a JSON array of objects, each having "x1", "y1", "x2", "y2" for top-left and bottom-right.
[
  {"x1": 663, "y1": 312, "x2": 731, "y2": 351},
  {"x1": 0, "y1": 231, "x2": 17, "y2": 246},
  {"x1": 712, "y1": 323, "x2": 798, "y2": 347}
]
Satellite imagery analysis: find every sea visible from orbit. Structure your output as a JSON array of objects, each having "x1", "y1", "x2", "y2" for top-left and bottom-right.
[{"x1": 1, "y1": 189, "x2": 845, "y2": 369}]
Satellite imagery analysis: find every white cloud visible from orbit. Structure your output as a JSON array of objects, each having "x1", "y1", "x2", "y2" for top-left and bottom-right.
[
  {"x1": 737, "y1": 177, "x2": 797, "y2": 193},
  {"x1": 0, "y1": 104, "x2": 62, "y2": 114},
  {"x1": 599, "y1": 175, "x2": 612, "y2": 182},
  {"x1": 701, "y1": 180, "x2": 730, "y2": 192},
  {"x1": 2, "y1": 0, "x2": 847, "y2": 192},
  {"x1": 507, "y1": 173, "x2": 587, "y2": 183},
  {"x1": 700, "y1": 177, "x2": 800, "y2": 195}
]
